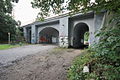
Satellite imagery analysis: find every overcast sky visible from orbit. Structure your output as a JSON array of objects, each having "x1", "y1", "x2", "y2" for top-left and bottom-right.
[
  {"x1": 13, "y1": 0, "x2": 39, "y2": 26},
  {"x1": 13, "y1": 0, "x2": 95, "y2": 26}
]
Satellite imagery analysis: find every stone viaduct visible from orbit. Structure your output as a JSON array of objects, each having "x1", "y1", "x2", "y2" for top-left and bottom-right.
[{"x1": 23, "y1": 12, "x2": 105, "y2": 48}]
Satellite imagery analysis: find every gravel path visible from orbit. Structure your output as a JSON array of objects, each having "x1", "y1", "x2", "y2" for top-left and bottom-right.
[
  {"x1": 0, "y1": 44, "x2": 56, "y2": 65},
  {"x1": 0, "y1": 45, "x2": 82, "y2": 80}
]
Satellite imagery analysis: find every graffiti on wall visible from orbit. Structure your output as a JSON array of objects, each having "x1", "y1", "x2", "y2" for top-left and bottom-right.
[{"x1": 59, "y1": 36, "x2": 68, "y2": 48}]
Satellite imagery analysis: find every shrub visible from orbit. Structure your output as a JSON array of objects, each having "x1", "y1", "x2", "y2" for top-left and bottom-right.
[{"x1": 67, "y1": 48, "x2": 120, "y2": 80}]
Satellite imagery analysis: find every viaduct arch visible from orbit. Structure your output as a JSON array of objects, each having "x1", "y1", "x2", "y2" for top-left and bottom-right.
[
  {"x1": 73, "y1": 23, "x2": 89, "y2": 48},
  {"x1": 23, "y1": 12, "x2": 105, "y2": 48},
  {"x1": 38, "y1": 27, "x2": 59, "y2": 44}
]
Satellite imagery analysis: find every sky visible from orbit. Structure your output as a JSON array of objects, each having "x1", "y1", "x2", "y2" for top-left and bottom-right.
[
  {"x1": 13, "y1": 0, "x2": 39, "y2": 26},
  {"x1": 13, "y1": 0, "x2": 95, "y2": 26}
]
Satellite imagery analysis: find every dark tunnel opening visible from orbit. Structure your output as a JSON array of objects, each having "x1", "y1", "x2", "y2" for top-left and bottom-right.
[{"x1": 73, "y1": 23, "x2": 89, "y2": 49}]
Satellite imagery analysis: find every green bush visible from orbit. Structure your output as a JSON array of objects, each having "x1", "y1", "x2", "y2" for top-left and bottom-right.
[
  {"x1": 67, "y1": 49, "x2": 120, "y2": 80},
  {"x1": 84, "y1": 32, "x2": 89, "y2": 41},
  {"x1": 67, "y1": 50, "x2": 97, "y2": 80}
]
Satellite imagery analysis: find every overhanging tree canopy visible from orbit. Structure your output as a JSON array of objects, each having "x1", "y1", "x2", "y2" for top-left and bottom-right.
[
  {"x1": 31, "y1": 0, "x2": 120, "y2": 18},
  {"x1": 0, "y1": 0, "x2": 18, "y2": 43}
]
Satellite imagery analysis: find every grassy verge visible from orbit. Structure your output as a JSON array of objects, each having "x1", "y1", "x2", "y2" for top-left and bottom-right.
[{"x1": 0, "y1": 44, "x2": 22, "y2": 50}]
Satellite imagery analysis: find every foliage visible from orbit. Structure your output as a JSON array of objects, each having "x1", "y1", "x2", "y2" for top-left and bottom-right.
[
  {"x1": 31, "y1": 0, "x2": 65, "y2": 19},
  {"x1": 0, "y1": 0, "x2": 19, "y2": 43},
  {"x1": 14, "y1": 26, "x2": 24, "y2": 43},
  {"x1": 68, "y1": 49, "x2": 120, "y2": 80},
  {"x1": 12, "y1": 0, "x2": 19, "y2": 3},
  {"x1": 67, "y1": 50, "x2": 96, "y2": 80},
  {"x1": 94, "y1": 25, "x2": 120, "y2": 57},
  {"x1": 84, "y1": 31, "x2": 89, "y2": 41},
  {"x1": 0, "y1": 15, "x2": 17, "y2": 42},
  {"x1": 31, "y1": 0, "x2": 120, "y2": 18},
  {"x1": 13, "y1": 20, "x2": 25, "y2": 43}
]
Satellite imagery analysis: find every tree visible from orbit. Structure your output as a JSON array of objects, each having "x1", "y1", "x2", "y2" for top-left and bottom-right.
[
  {"x1": 15, "y1": 20, "x2": 24, "y2": 43},
  {"x1": 31, "y1": 0, "x2": 120, "y2": 18},
  {"x1": 12, "y1": 0, "x2": 19, "y2": 3},
  {"x1": 0, "y1": 0, "x2": 18, "y2": 43}
]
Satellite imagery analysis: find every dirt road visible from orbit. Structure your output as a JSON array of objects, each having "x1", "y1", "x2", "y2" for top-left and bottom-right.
[{"x1": 0, "y1": 45, "x2": 82, "y2": 80}]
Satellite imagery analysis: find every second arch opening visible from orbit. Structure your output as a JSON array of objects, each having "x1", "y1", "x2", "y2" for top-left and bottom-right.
[{"x1": 73, "y1": 23, "x2": 89, "y2": 48}]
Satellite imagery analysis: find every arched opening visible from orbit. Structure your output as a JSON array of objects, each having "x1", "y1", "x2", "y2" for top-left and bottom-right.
[
  {"x1": 39, "y1": 27, "x2": 59, "y2": 44},
  {"x1": 73, "y1": 23, "x2": 89, "y2": 48}
]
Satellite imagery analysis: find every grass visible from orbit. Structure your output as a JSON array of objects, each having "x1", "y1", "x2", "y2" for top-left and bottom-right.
[
  {"x1": 49, "y1": 47, "x2": 75, "y2": 55},
  {"x1": 0, "y1": 44, "x2": 20, "y2": 50}
]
